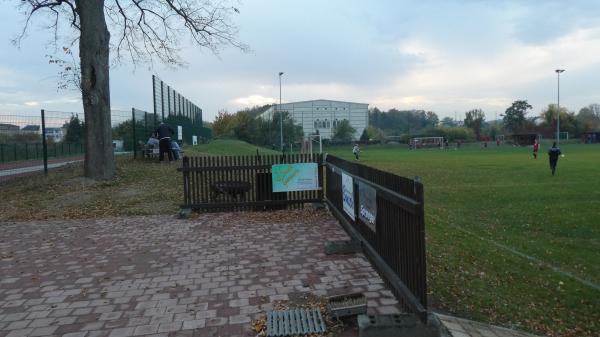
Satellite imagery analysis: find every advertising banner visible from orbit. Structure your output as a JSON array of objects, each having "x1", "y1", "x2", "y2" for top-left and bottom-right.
[
  {"x1": 342, "y1": 172, "x2": 355, "y2": 220},
  {"x1": 358, "y1": 181, "x2": 377, "y2": 232},
  {"x1": 272, "y1": 163, "x2": 319, "y2": 192}
]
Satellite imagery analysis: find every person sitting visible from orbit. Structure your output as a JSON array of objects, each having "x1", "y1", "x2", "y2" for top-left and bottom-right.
[
  {"x1": 171, "y1": 140, "x2": 181, "y2": 160},
  {"x1": 145, "y1": 136, "x2": 159, "y2": 157},
  {"x1": 147, "y1": 135, "x2": 159, "y2": 148}
]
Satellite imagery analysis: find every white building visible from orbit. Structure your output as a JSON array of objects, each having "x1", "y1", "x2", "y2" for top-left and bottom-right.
[
  {"x1": 45, "y1": 127, "x2": 65, "y2": 142},
  {"x1": 258, "y1": 99, "x2": 368, "y2": 140}
]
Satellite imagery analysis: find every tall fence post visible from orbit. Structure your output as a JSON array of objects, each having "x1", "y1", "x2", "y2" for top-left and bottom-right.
[
  {"x1": 41, "y1": 109, "x2": 48, "y2": 174},
  {"x1": 132, "y1": 108, "x2": 137, "y2": 159}
]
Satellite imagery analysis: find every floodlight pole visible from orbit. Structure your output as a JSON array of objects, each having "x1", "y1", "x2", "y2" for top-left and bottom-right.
[
  {"x1": 279, "y1": 72, "x2": 284, "y2": 152},
  {"x1": 555, "y1": 69, "x2": 565, "y2": 144}
]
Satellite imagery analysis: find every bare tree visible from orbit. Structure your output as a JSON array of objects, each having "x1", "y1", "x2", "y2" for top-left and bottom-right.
[{"x1": 15, "y1": 0, "x2": 248, "y2": 179}]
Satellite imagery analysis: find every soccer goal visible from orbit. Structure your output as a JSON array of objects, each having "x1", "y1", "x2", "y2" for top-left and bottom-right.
[
  {"x1": 495, "y1": 135, "x2": 505, "y2": 142},
  {"x1": 559, "y1": 132, "x2": 569, "y2": 141},
  {"x1": 303, "y1": 134, "x2": 322, "y2": 154},
  {"x1": 410, "y1": 137, "x2": 445, "y2": 149}
]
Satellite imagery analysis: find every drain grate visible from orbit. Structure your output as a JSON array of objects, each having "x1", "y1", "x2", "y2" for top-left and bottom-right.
[{"x1": 266, "y1": 308, "x2": 327, "y2": 336}]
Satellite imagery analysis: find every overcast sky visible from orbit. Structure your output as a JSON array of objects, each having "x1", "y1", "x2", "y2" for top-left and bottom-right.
[{"x1": 1, "y1": 0, "x2": 600, "y2": 122}]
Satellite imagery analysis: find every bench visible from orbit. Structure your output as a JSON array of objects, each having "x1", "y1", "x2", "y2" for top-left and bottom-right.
[{"x1": 210, "y1": 181, "x2": 251, "y2": 201}]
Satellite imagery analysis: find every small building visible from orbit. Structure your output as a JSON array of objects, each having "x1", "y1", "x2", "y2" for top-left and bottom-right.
[
  {"x1": 45, "y1": 127, "x2": 65, "y2": 142},
  {"x1": 258, "y1": 99, "x2": 368, "y2": 140},
  {"x1": 112, "y1": 139, "x2": 124, "y2": 152},
  {"x1": 0, "y1": 123, "x2": 20, "y2": 133},
  {"x1": 512, "y1": 133, "x2": 538, "y2": 146},
  {"x1": 581, "y1": 131, "x2": 599, "y2": 144},
  {"x1": 21, "y1": 125, "x2": 41, "y2": 133}
]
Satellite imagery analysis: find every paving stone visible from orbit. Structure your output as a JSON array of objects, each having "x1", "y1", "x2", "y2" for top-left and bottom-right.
[
  {"x1": 5, "y1": 328, "x2": 34, "y2": 337},
  {"x1": 64, "y1": 332, "x2": 89, "y2": 337},
  {"x1": 157, "y1": 321, "x2": 182, "y2": 333},
  {"x1": 108, "y1": 327, "x2": 135, "y2": 337},
  {"x1": 132, "y1": 324, "x2": 159, "y2": 336},
  {"x1": 29, "y1": 326, "x2": 59, "y2": 336},
  {"x1": 6, "y1": 320, "x2": 32, "y2": 330},
  {"x1": 182, "y1": 319, "x2": 206, "y2": 330}
]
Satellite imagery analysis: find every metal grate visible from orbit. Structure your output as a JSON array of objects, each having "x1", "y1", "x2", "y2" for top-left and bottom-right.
[{"x1": 266, "y1": 309, "x2": 327, "y2": 336}]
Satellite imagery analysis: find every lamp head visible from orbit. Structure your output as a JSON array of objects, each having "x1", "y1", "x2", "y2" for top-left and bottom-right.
[
  {"x1": 279, "y1": 72, "x2": 284, "y2": 76},
  {"x1": 555, "y1": 69, "x2": 565, "y2": 74}
]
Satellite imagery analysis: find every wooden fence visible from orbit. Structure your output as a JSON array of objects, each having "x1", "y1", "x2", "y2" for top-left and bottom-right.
[
  {"x1": 179, "y1": 154, "x2": 323, "y2": 212},
  {"x1": 324, "y1": 154, "x2": 428, "y2": 322},
  {"x1": 179, "y1": 152, "x2": 427, "y2": 322}
]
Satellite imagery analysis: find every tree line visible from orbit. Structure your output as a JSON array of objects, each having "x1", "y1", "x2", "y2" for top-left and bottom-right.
[{"x1": 365, "y1": 101, "x2": 600, "y2": 142}]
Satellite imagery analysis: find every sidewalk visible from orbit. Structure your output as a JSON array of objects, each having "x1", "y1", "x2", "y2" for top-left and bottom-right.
[
  {"x1": 0, "y1": 156, "x2": 83, "y2": 181},
  {"x1": 0, "y1": 211, "x2": 401, "y2": 337}
]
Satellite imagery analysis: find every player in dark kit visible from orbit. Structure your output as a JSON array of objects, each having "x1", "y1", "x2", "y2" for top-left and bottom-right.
[{"x1": 548, "y1": 142, "x2": 562, "y2": 175}]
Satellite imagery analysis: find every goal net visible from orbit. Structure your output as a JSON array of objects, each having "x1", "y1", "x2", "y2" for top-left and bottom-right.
[
  {"x1": 303, "y1": 134, "x2": 322, "y2": 154},
  {"x1": 410, "y1": 137, "x2": 445, "y2": 149}
]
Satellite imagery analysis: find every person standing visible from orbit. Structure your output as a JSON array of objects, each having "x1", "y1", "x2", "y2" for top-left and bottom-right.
[
  {"x1": 532, "y1": 139, "x2": 539, "y2": 159},
  {"x1": 352, "y1": 143, "x2": 361, "y2": 160},
  {"x1": 548, "y1": 142, "x2": 562, "y2": 176},
  {"x1": 155, "y1": 122, "x2": 175, "y2": 162}
]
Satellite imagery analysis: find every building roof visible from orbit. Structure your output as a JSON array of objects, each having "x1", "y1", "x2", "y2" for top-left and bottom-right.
[
  {"x1": 0, "y1": 123, "x2": 19, "y2": 130},
  {"x1": 22, "y1": 125, "x2": 40, "y2": 131},
  {"x1": 274, "y1": 99, "x2": 369, "y2": 106}
]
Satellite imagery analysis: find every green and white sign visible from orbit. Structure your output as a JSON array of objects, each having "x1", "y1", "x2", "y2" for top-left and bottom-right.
[{"x1": 272, "y1": 163, "x2": 319, "y2": 192}]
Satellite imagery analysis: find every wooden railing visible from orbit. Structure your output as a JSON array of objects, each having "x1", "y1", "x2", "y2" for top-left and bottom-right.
[
  {"x1": 179, "y1": 153, "x2": 323, "y2": 212},
  {"x1": 324, "y1": 154, "x2": 428, "y2": 322}
]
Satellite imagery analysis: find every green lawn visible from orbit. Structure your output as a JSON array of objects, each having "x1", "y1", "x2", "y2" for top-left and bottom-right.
[
  {"x1": 185, "y1": 138, "x2": 279, "y2": 156},
  {"x1": 0, "y1": 139, "x2": 274, "y2": 221},
  {"x1": 325, "y1": 142, "x2": 600, "y2": 337}
]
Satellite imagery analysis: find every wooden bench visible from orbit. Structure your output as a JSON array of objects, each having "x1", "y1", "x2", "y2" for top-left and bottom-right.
[{"x1": 210, "y1": 181, "x2": 251, "y2": 201}]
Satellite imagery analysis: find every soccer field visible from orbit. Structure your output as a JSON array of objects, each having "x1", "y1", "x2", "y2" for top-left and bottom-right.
[{"x1": 326, "y1": 142, "x2": 600, "y2": 337}]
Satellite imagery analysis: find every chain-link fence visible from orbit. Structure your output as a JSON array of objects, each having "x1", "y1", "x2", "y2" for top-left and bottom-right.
[{"x1": 1, "y1": 109, "x2": 139, "y2": 182}]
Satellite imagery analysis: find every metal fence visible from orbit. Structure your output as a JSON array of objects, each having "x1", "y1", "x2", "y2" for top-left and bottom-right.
[
  {"x1": 323, "y1": 154, "x2": 428, "y2": 323},
  {"x1": 179, "y1": 154, "x2": 323, "y2": 212},
  {"x1": 1, "y1": 109, "x2": 136, "y2": 181}
]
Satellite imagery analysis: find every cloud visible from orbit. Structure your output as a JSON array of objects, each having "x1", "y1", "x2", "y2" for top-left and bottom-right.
[
  {"x1": 2, "y1": 1, "x2": 600, "y2": 122},
  {"x1": 232, "y1": 95, "x2": 276, "y2": 107}
]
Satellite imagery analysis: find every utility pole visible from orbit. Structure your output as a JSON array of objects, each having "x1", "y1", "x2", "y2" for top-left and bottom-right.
[
  {"x1": 555, "y1": 69, "x2": 565, "y2": 144},
  {"x1": 279, "y1": 72, "x2": 284, "y2": 152}
]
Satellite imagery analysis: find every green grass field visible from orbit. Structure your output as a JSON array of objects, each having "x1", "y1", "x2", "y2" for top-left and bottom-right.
[{"x1": 326, "y1": 142, "x2": 600, "y2": 337}]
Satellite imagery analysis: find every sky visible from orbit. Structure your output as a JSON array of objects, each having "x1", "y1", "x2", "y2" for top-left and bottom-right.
[{"x1": 1, "y1": 0, "x2": 600, "y2": 122}]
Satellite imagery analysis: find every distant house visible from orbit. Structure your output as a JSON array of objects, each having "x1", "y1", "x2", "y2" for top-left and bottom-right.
[
  {"x1": 0, "y1": 123, "x2": 20, "y2": 133},
  {"x1": 45, "y1": 127, "x2": 65, "y2": 142},
  {"x1": 21, "y1": 125, "x2": 41, "y2": 133}
]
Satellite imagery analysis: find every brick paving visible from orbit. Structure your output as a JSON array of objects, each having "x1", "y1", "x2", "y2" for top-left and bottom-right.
[{"x1": 0, "y1": 210, "x2": 401, "y2": 337}]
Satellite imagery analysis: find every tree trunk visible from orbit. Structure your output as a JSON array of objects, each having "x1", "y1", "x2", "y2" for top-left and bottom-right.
[{"x1": 76, "y1": 0, "x2": 115, "y2": 179}]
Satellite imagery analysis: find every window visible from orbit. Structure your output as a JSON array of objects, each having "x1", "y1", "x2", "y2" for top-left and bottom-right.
[{"x1": 314, "y1": 120, "x2": 319, "y2": 129}]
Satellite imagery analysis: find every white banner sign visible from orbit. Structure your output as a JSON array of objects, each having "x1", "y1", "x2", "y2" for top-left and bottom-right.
[
  {"x1": 342, "y1": 172, "x2": 355, "y2": 220},
  {"x1": 177, "y1": 125, "x2": 183, "y2": 141}
]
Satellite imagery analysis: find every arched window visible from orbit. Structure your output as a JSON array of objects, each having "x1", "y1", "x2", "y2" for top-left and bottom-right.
[{"x1": 314, "y1": 120, "x2": 319, "y2": 129}]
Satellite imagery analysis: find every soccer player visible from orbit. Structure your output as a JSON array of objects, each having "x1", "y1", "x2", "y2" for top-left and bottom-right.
[
  {"x1": 532, "y1": 139, "x2": 539, "y2": 159},
  {"x1": 548, "y1": 142, "x2": 562, "y2": 176},
  {"x1": 352, "y1": 144, "x2": 360, "y2": 160}
]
